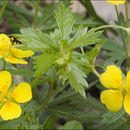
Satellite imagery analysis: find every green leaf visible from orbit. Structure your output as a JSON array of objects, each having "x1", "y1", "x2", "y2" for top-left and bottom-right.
[
  {"x1": 69, "y1": 28, "x2": 103, "y2": 49},
  {"x1": 7, "y1": 67, "x2": 33, "y2": 77},
  {"x1": 33, "y1": 51, "x2": 58, "y2": 76},
  {"x1": 69, "y1": 62, "x2": 87, "y2": 98},
  {"x1": 6, "y1": 2, "x2": 34, "y2": 20},
  {"x1": 14, "y1": 28, "x2": 58, "y2": 51},
  {"x1": 70, "y1": 94, "x2": 106, "y2": 112},
  {"x1": 74, "y1": 31, "x2": 103, "y2": 48},
  {"x1": 102, "y1": 38, "x2": 125, "y2": 66},
  {"x1": 49, "y1": 80, "x2": 97, "y2": 107},
  {"x1": 54, "y1": 2, "x2": 75, "y2": 40},
  {"x1": 85, "y1": 42, "x2": 103, "y2": 73},
  {"x1": 38, "y1": 83, "x2": 49, "y2": 104},
  {"x1": 50, "y1": 29, "x2": 61, "y2": 44},
  {"x1": 74, "y1": 15, "x2": 100, "y2": 27},
  {"x1": 72, "y1": 42, "x2": 103, "y2": 75},
  {"x1": 70, "y1": 26, "x2": 88, "y2": 45},
  {"x1": 58, "y1": 120, "x2": 83, "y2": 130},
  {"x1": 43, "y1": 114, "x2": 57, "y2": 130},
  {"x1": 101, "y1": 108, "x2": 125, "y2": 126}
]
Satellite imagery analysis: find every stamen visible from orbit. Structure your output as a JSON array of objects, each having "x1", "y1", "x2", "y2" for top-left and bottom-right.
[{"x1": 14, "y1": 42, "x2": 17, "y2": 46}]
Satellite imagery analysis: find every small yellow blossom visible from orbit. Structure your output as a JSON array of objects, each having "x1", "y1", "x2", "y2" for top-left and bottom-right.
[
  {"x1": 0, "y1": 34, "x2": 34, "y2": 64},
  {"x1": 100, "y1": 65, "x2": 130, "y2": 114},
  {"x1": 0, "y1": 71, "x2": 32, "y2": 120},
  {"x1": 106, "y1": 0, "x2": 126, "y2": 5}
]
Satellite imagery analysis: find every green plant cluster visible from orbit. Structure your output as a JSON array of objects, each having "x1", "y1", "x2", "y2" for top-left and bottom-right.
[{"x1": 0, "y1": 0, "x2": 130, "y2": 129}]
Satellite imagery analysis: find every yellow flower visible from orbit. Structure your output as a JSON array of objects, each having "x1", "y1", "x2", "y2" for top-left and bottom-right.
[
  {"x1": 0, "y1": 34, "x2": 34, "y2": 64},
  {"x1": 0, "y1": 71, "x2": 32, "y2": 120},
  {"x1": 106, "y1": 0, "x2": 126, "y2": 5},
  {"x1": 100, "y1": 65, "x2": 130, "y2": 114}
]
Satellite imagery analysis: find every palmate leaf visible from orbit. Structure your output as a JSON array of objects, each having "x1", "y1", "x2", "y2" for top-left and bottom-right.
[
  {"x1": 54, "y1": 2, "x2": 75, "y2": 40},
  {"x1": 102, "y1": 38, "x2": 125, "y2": 66},
  {"x1": 68, "y1": 62, "x2": 88, "y2": 98},
  {"x1": 14, "y1": 28, "x2": 58, "y2": 51},
  {"x1": 33, "y1": 51, "x2": 58, "y2": 76}
]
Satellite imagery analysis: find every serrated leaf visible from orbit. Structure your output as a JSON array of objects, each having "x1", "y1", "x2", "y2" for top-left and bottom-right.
[
  {"x1": 69, "y1": 62, "x2": 87, "y2": 98},
  {"x1": 54, "y1": 2, "x2": 75, "y2": 40},
  {"x1": 33, "y1": 51, "x2": 58, "y2": 76},
  {"x1": 50, "y1": 29, "x2": 61, "y2": 44},
  {"x1": 69, "y1": 26, "x2": 88, "y2": 44},
  {"x1": 58, "y1": 120, "x2": 83, "y2": 130},
  {"x1": 73, "y1": 31, "x2": 103, "y2": 48},
  {"x1": 14, "y1": 28, "x2": 58, "y2": 51}
]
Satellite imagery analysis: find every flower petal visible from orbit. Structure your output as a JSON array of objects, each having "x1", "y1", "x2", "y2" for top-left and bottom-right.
[
  {"x1": 0, "y1": 34, "x2": 11, "y2": 50},
  {"x1": 106, "y1": 0, "x2": 126, "y2": 5},
  {"x1": 124, "y1": 92, "x2": 130, "y2": 114},
  {"x1": 5, "y1": 55, "x2": 28, "y2": 64},
  {"x1": 11, "y1": 47, "x2": 34, "y2": 58},
  {"x1": 100, "y1": 65, "x2": 123, "y2": 89},
  {"x1": 100, "y1": 90, "x2": 123, "y2": 112},
  {"x1": 0, "y1": 101, "x2": 21, "y2": 120},
  {"x1": 0, "y1": 71, "x2": 12, "y2": 92},
  {"x1": 126, "y1": 71, "x2": 130, "y2": 88},
  {"x1": 12, "y1": 82, "x2": 32, "y2": 103}
]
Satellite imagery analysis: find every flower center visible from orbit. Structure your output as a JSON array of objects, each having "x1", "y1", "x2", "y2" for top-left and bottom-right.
[
  {"x1": 0, "y1": 92, "x2": 12, "y2": 106},
  {"x1": 121, "y1": 85, "x2": 126, "y2": 97}
]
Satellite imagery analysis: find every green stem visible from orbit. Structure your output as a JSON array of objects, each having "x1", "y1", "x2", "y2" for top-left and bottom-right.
[
  {"x1": 3, "y1": 60, "x2": 6, "y2": 70},
  {"x1": 115, "y1": 5, "x2": 128, "y2": 57},
  {"x1": 93, "y1": 69, "x2": 100, "y2": 78},
  {"x1": 0, "y1": 0, "x2": 8, "y2": 18},
  {"x1": 69, "y1": 25, "x2": 127, "y2": 50},
  {"x1": 125, "y1": 1, "x2": 130, "y2": 68},
  {"x1": 80, "y1": 47, "x2": 85, "y2": 55},
  {"x1": 34, "y1": 0, "x2": 39, "y2": 29},
  {"x1": 30, "y1": 73, "x2": 43, "y2": 87}
]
